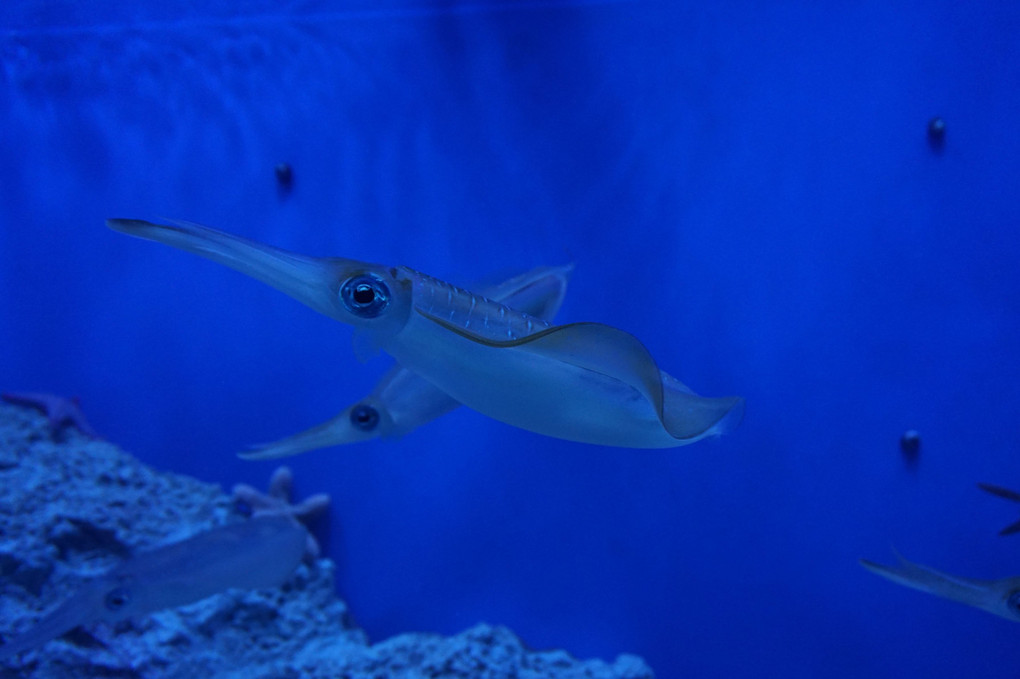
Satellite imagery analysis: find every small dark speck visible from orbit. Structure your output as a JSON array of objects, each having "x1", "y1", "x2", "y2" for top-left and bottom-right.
[
  {"x1": 275, "y1": 162, "x2": 294, "y2": 194},
  {"x1": 927, "y1": 117, "x2": 946, "y2": 151},
  {"x1": 235, "y1": 498, "x2": 254, "y2": 517},
  {"x1": 900, "y1": 429, "x2": 921, "y2": 462}
]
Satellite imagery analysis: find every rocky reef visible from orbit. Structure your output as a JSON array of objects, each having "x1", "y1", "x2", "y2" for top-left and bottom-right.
[{"x1": 0, "y1": 401, "x2": 653, "y2": 679}]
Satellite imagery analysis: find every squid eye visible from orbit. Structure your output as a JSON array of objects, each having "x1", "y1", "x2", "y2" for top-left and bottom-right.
[
  {"x1": 104, "y1": 586, "x2": 132, "y2": 612},
  {"x1": 350, "y1": 404, "x2": 380, "y2": 431},
  {"x1": 1008, "y1": 590, "x2": 1020, "y2": 616},
  {"x1": 340, "y1": 274, "x2": 390, "y2": 318}
]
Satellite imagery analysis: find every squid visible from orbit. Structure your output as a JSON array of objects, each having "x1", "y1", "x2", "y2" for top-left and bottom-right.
[
  {"x1": 107, "y1": 219, "x2": 744, "y2": 449},
  {"x1": 245, "y1": 263, "x2": 574, "y2": 458},
  {"x1": 0, "y1": 515, "x2": 307, "y2": 659},
  {"x1": 860, "y1": 551, "x2": 1020, "y2": 622}
]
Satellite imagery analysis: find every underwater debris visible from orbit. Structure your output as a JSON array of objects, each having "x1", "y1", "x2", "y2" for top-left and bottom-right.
[
  {"x1": 860, "y1": 549, "x2": 1020, "y2": 622},
  {"x1": 232, "y1": 465, "x2": 330, "y2": 559},
  {"x1": 275, "y1": 162, "x2": 294, "y2": 194},
  {"x1": 976, "y1": 482, "x2": 1020, "y2": 536},
  {"x1": 899, "y1": 429, "x2": 920, "y2": 462},
  {"x1": 1, "y1": 391, "x2": 99, "y2": 438},
  {"x1": 927, "y1": 116, "x2": 946, "y2": 151}
]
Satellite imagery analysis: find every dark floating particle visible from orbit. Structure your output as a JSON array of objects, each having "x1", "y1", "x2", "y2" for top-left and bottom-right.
[
  {"x1": 927, "y1": 117, "x2": 946, "y2": 150},
  {"x1": 900, "y1": 429, "x2": 921, "y2": 460},
  {"x1": 275, "y1": 162, "x2": 294, "y2": 194}
]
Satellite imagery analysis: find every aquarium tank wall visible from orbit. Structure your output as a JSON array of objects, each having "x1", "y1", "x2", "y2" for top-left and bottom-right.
[{"x1": 2, "y1": 0, "x2": 1019, "y2": 676}]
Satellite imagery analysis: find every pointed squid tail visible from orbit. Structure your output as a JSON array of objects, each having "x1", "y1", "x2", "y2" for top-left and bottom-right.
[{"x1": 0, "y1": 593, "x2": 94, "y2": 660}]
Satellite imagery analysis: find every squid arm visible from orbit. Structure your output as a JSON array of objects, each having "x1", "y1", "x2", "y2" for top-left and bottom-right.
[
  {"x1": 243, "y1": 264, "x2": 575, "y2": 458},
  {"x1": 976, "y1": 482, "x2": 1020, "y2": 536},
  {"x1": 860, "y1": 550, "x2": 1020, "y2": 622}
]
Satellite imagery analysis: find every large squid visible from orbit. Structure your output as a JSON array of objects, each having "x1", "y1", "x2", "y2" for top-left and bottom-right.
[
  {"x1": 860, "y1": 551, "x2": 1020, "y2": 622},
  {"x1": 107, "y1": 219, "x2": 743, "y2": 450}
]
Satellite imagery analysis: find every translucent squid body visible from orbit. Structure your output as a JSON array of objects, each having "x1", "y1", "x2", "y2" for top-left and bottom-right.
[
  {"x1": 107, "y1": 219, "x2": 744, "y2": 451},
  {"x1": 0, "y1": 516, "x2": 307, "y2": 659},
  {"x1": 860, "y1": 551, "x2": 1020, "y2": 622}
]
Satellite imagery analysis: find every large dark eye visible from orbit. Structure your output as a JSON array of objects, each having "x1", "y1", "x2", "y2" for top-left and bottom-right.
[
  {"x1": 340, "y1": 274, "x2": 390, "y2": 318},
  {"x1": 1007, "y1": 590, "x2": 1020, "y2": 616},
  {"x1": 350, "y1": 403, "x2": 380, "y2": 431},
  {"x1": 104, "y1": 586, "x2": 132, "y2": 612}
]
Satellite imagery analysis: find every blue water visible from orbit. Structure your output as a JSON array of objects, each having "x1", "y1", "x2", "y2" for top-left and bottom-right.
[{"x1": 3, "y1": 1, "x2": 1020, "y2": 676}]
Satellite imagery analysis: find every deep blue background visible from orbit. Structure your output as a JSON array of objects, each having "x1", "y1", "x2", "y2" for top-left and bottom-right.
[{"x1": 3, "y1": 1, "x2": 1020, "y2": 676}]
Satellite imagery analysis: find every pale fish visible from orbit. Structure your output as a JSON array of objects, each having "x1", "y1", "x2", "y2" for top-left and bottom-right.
[
  {"x1": 107, "y1": 219, "x2": 744, "y2": 449},
  {"x1": 0, "y1": 515, "x2": 306, "y2": 659},
  {"x1": 860, "y1": 550, "x2": 1020, "y2": 622},
  {"x1": 243, "y1": 264, "x2": 574, "y2": 458}
]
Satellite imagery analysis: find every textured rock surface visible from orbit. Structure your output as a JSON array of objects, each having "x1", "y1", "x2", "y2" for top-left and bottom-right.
[{"x1": 0, "y1": 402, "x2": 653, "y2": 678}]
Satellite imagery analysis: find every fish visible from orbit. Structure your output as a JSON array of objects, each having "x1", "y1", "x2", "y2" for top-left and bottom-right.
[
  {"x1": 0, "y1": 515, "x2": 306, "y2": 659},
  {"x1": 243, "y1": 264, "x2": 574, "y2": 458},
  {"x1": 107, "y1": 219, "x2": 744, "y2": 449},
  {"x1": 860, "y1": 550, "x2": 1020, "y2": 622}
]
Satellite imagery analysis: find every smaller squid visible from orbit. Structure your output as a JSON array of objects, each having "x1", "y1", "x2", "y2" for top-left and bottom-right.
[
  {"x1": 860, "y1": 550, "x2": 1020, "y2": 622},
  {"x1": 0, "y1": 516, "x2": 307, "y2": 659}
]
